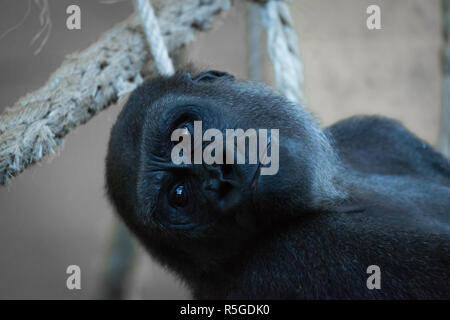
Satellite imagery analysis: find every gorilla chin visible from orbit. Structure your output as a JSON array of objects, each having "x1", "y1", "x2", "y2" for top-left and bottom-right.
[{"x1": 106, "y1": 69, "x2": 450, "y2": 299}]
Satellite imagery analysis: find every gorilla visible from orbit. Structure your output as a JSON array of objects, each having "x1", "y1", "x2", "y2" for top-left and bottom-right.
[{"x1": 106, "y1": 70, "x2": 450, "y2": 299}]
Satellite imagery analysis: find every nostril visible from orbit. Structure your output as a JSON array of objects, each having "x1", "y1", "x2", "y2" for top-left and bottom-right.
[
  {"x1": 218, "y1": 181, "x2": 233, "y2": 199},
  {"x1": 205, "y1": 179, "x2": 220, "y2": 192},
  {"x1": 203, "y1": 178, "x2": 233, "y2": 201},
  {"x1": 221, "y1": 163, "x2": 233, "y2": 179}
]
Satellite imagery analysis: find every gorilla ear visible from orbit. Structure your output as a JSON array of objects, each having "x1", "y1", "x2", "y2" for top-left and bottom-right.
[{"x1": 190, "y1": 70, "x2": 235, "y2": 83}]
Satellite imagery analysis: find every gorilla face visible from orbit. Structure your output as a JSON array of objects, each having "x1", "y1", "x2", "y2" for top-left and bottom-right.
[
  {"x1": 137, "y1": 102, "x2": 259, "y2": 236},
  {"x1": 106, "y1": 70, "x2": 343, "y2": 258}
]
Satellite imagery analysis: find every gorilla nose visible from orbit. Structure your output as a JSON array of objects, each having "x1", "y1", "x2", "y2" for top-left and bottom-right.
[
  {"x1": 203, "y1": 176, "x2": 235, "y2": 200},
  {"x1": 201, "y1": 164, "x2": 242, "y2": 213},
  {"x1": 204, "y1": 179, "x2": 221, "y2": 192}
]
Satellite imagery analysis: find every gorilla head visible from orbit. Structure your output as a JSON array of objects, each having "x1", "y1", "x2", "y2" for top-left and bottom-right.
[{"x1": 106, "y1": 70, "x2": 345, "y2": 259}]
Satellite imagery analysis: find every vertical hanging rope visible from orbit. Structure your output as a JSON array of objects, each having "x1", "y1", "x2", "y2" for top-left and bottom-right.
[
  {"x1": 439, "y1": 0, "x2": 450, "y2": 158},
  {"x1": 247, "y1": 1, "x2": 264, "y2": 82},
  {"x1": 260, "y1": 0, "x2": 304, "y2": 105},
  {"x1": 134, "y1": 0, "x2": 175, "y2": 76}
]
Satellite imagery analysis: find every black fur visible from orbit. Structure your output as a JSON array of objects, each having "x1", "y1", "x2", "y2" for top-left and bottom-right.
[{"x1": 106, "y1": 70, "x2": 450, "y2": 299}]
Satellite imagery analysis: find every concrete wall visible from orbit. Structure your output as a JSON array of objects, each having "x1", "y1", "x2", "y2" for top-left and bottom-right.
[{"x1": 0, "y1": 0, "x2": 443, "y2": 299}]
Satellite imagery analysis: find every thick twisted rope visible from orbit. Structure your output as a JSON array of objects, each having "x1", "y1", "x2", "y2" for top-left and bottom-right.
[
  {"x1": 440, "y1": 0, "x2": 450, "y2": 158},
  {"x1": 0, "y1": 0, "x2": 230, "y2": 185},
  {"x1": 260, "y1": 0, "x2": 304, "y2": 105},
  {"x1": 135, "y1": 0, "x2": 174, "y2": 76}
]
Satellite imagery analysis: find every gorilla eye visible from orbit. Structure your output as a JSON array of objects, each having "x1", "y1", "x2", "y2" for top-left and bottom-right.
[{"x1": 169, "y1": 184, "x2": 188, "y2": 207}]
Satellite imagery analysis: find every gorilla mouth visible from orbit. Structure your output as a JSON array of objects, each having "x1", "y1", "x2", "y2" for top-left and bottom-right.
[
  {"x1": 248, "y1": 161, "x2": 262, "y2": 214},
  {"x1": 250, "y1": 161, "x2": 262, "y2": 193},
  {"x1": 250, "y1": 135, "x2": 271, "y2": 193}
]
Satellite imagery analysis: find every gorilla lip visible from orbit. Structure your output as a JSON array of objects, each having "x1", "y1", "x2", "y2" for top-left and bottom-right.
[
  {"x1": 249, "y1": 135, "x2": 273, "y2": 201},
  {"x1": 250, "y1": 135, "x2": 272, "y2": 190},
  {"x1": 250, "y1": 161, "x2": 262, "y2": 193}
]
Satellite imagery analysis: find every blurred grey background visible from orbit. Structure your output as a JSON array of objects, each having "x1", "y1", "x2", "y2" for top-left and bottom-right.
[{"x1": 0, "y1": 0, "x2": 444, "y2": 299}]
